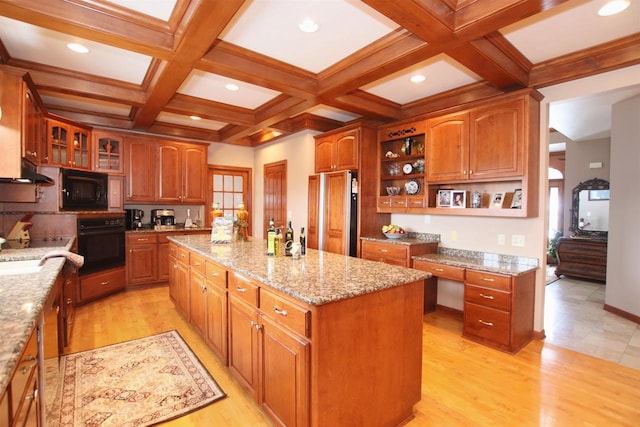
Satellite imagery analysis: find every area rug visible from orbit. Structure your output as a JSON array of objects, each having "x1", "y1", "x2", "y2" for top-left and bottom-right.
[{"x1": 47, "y1": 330, "x2": 226, "y2": 427}]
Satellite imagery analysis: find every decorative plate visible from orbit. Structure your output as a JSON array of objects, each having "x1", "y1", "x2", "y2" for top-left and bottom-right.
[
  {"x1": 402, "y1": 163, "x2": 413, "y2": 174},
  {"x1": 405, "y1": 179, "x2": 420, "y2": 195}
]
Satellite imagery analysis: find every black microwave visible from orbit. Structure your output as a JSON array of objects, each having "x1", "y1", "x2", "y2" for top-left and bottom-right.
[{"x1": 61, "y1": 168, "x2": 109, "y2": 211}]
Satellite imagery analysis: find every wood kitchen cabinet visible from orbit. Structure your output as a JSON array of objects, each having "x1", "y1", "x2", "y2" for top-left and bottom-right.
[
  {"x1": 361, "y1": 239, "x2": 438, "y2": 267},
  {"x1": 314, "y1": 129, "x2": 358, "y2": 173},
  {"x1": 77, "y1": 267, "x2": 126, "y2": 305},
  {"x1": 46, "y1": 118, "x2": 91, "y2": 169},
  {"x1": 23, "y1": 81, "x2": 46, "y2": 166},
  {"x1": 126, "y1": 233, "x2": 158, "y2": 286},
  {"x1": 124, "y1": 137, "x2": 155, "y2": 203},
  {"x1": 204, "y1": 260, "x2": 228, "y2": 364},
  {"x1": 93, "y1": 131, "x2": 123, "y2": 173},
  {"x1": 169, "y1": 245, "x2": 190, "y2": 319},
  {"x1": 62, "y1": 267, "x2": 77, "y2": 349},
  {"x1": 156, "y1": 141, "x2": 207, "y2": 203}
]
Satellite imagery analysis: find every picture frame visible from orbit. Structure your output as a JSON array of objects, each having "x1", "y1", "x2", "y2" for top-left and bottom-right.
[
  {"x1": 490, "y1": 191, "x2": 506, "y2": 209},
  {"x1": 451, "y1": 190, "x2": 466, "y2": 208},
  {"x1": 588, "y1": 189, "x2": 609, "y2": 201},
  {"x1": 510, "y1": 189, "x2": 523, "y2": 209},
  {"x1": 437, "y1": 190, "x2": 452, "y2": 207}
]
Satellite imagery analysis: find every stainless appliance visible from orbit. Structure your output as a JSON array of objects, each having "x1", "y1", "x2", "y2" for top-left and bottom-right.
[
  {"x1": 76, "y1": 216, "x2": 125, "y2": 275},
  {"x1": 125, "y1": 208, "x2": 144, "y2": 229},
  {"x1": 61, "y1": 168, "x2": 108, "y2": 211},
  {"x1": 308, "y1": 170, "x2": 358, "y2": 257},
  {"x1": 151, "y1": 209, "x2": 175, "y2": 226}
]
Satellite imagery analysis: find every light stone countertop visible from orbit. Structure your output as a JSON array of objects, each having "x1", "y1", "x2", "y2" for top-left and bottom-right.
[
  {"x1": 168, "y1": 234, "x2": 431, "y2": 306},
  {"x1": 412, "y1": 251, "x2": 538, "y2": 276},
  {"x1": 0, "y1": 240, "x2": 73, "y2": 394}
]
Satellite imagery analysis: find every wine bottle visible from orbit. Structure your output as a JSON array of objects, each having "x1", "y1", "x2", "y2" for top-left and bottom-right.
[
  {"x1": 300, "y1": 227, "x2": 306, "y2": 256},
  {"x1": 285, "y1": 221, "x2": 294, "y2": 256},
  {"x1": 266, "y1": 218, "x2": 276, "y2": 256},
  {"x1": 274, "y1": 228, "x2": 282, "y2": 257}
]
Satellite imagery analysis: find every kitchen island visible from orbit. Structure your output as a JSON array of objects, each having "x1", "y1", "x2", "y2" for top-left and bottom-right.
[{"x1": 168, "y1": 234, "x2": 430, "y2": 427}]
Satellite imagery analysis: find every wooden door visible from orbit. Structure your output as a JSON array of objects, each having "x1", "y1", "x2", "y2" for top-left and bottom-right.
[
  {"x1": 124, "y1": 137, "x2": 155, "y2": 202},
  {"x1": 334, "y1": 130, "x2": 359, "y2": 171},
  {"x1": 264, "y1": 160, "x2": 287, "y2": 233},
  {"x1": 306, "y1": 175, "x2": 320, "y2": 250},
  {"x1": 314, "y1": 136, "x2": 334, "y2": 173},
  {"x1": 182, "y1": 144, "x2": 207, "y2": 203},
  {"x1": 205, "y1": 284, "x2": 228, "y2": 364},
  {"x1": 228, "y1": 296, "x2": 259, "y2": 398},
  {"x1": 207, "y1": 165, "x2": 252, "y2": 233},
  {"x1": 426, "y1": 111, "x2": 469, "y2": 182},
  {"x1": 324, "y1": 171, "x2": 348, "y2": 255},
  {"x1": 469, "y1": 99, "x2": 524, "y2": 179},
  {"x1": 156, "y1": 142, "x2": 182, "y2": 202},
  {"x1": 259, "y1": 316, "x2": 310, "y2": 427}
]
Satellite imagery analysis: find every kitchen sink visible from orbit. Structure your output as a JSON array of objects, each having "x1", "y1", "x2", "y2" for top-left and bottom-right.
[{"x1": 0, "y1": 259, "x2": 43, "y2": 276}]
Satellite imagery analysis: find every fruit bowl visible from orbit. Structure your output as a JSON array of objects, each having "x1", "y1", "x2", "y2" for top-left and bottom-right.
[
  {"x1": 383, "y1": 232, "x2": 405, "y2": 239},
  {"x1": 381, "y1": 224, "x2": 406, "y2": 239}
]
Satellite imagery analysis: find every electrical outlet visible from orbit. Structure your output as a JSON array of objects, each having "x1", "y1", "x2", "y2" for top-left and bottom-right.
[
  {"x1": 451, "y1": 231, "x2": 458, "y2": 241},
  {"x1": 424, "y1": 215, "x2": 431, "y2": 224},
  {"x1": 512, "y1": 235, "x2": 525, "y2": 247},
  {"x1": 498, "y1": 234, "x2": 505, "y2": 245}
]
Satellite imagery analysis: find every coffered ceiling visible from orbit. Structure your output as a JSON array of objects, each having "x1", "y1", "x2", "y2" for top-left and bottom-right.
[{"x1": 0, "y1": 0, "x2": 638, "y2": 146}]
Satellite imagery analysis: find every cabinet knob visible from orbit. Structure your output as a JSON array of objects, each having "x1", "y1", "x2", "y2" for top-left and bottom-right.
[{"x1": 250, "y1": 320, "x2": 262, "y2": 331}]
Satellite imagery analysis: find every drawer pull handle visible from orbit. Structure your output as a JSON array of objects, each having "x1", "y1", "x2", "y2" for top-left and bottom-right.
[
  {"x1": 24, "y1": 354, "x2": 36, "y2": 362},
  {"x1": 478, "y1": 320, "x2": 494, "y2": 327},
  {"x1": 481, "y1": 277, "x2": 495, "y2": 282},
  {"x1": 137, "y1": 238, "x2": 149, "y2": 241},
  {"x1": 193, "y1": 261, "x2": 201, "y2": 266},
  {"x1": 236, "y1": 286, "x2": 246, "y2": 293},
  {"x1": 380, "y1": 249, "x2": 388, "y2": 253},
  {"x1": 100, "y1": 281, "x2": 110, "y2": 286},
  {"x1": 434, "y1": 268, "x2": 444, "y2": 272},
  {"x1": 479, "y1": 293, "x2": 494, "y2": 300},
  {"x1": 273, "y1": 306, "x2": 288, "y2": 317},
  {"x1": 210, "y1": 272, "x2": 219, "y2": 276}
]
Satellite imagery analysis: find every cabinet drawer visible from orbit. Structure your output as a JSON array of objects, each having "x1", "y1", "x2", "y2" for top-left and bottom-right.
[
  {"x1": 413, "y1": 260, "x2": 465, "y2": 282},
  {"x1": 79, "y1": 267, "x2": 126, "y2": 302},
  {"x1": 206, "y1": 260, "x2": 227, "y2": 289},
  {"x1": 229, "y1": 272, "x2": 259, "y2": 307},
  {"x1": 189, "y1": 252, "x2": 206, "y2": 275},
  {"x1": 465, "y1": 269, "x2": 511, "y2": 291},
  {"x1": 463, "y1": 302, "x2": 510, "y2": 347},
  {"x1": 377, "y1": 197, "x2": 392, "y2": 209},
  {"x1": 10, "y1": 329, "x2": 38, "y2": 419},
  {"x1": 465, "y1": 284, "x2": 511, "y2": 311},
  {"x1": 361, "y1": 240, "x2": 407, "y2": 260},
  {"x1": 126, "y1": 233, "x2": 158, "y2": 245},
  {"x1": 177, "y1": 247, "x2": 189, "y2": 264},
  {"x1": 260, "y1": 288, "x2": 310, "y2": 338},
  {"x1": 406, "y1": 196, "x2": 426, "y2": 209}
]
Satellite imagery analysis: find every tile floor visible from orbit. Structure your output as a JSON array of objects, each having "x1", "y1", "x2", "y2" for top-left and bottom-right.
[{"x1": 544, "y1": 266, "x2": 640, "y2": 370}]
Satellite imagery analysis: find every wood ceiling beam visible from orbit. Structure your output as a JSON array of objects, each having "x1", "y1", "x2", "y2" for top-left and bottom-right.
[
  {"x1": 165, "y1": 94, "x2": 254, "y2": 126},
  {"x1": 148, "y1": 122, "x2": 220, "y2": 142},
  {"x1": 46, "y1": 108, "x2": 133, "y2": 130},
  {"x1": 327, "y1": 90, "x2": 402, "y2": 120},
  {"x1": 132, "y1": 0, "x2": 245, "y2": 129}
]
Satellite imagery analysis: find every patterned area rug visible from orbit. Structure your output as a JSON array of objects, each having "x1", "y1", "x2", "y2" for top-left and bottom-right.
[{"x1": 46, "y1": 330, "x2": 226, "y2": 427}]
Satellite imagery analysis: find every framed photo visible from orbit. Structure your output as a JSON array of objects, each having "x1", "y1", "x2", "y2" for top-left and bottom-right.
[
  {"x1": 588, "y1": 189, "x2": 609, "y2": 201},
  {"x1": 451, "y1": 190, "x2": 466, "y2": 208},
  {"x1": 490, "y1": 191, "x2": 505, "y2": 209},
  {"x1": 437, "y1": 190, "x2": 452, "y2": 207},
  {"x1": 510, "y1": 189, "x2": 523, "y2": 209}
]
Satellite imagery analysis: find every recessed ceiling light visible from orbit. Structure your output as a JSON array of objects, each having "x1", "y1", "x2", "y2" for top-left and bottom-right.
[
  {"x1": 410, "y1": 75, "x2": 426, "y2": 83},
  {"x1": 299, "y1": 19, "x2": 319, "y2": 33},
  {"x1": 225, "y1": 84, "x2": 239, "y2": 91},
  {"x1": 598, "y1": 0, "x2": 630, "y2": 16},
  {"x1": 67, "y1": 43, "x2": 89, "y2": 53},
  {"x1": 190, "y1": 115, "x2": 201, "y2": 120}
]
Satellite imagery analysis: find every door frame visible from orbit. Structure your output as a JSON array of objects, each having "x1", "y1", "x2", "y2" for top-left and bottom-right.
[{"x1": 207, "y1": 165, "x2": 253, "y2": 235}]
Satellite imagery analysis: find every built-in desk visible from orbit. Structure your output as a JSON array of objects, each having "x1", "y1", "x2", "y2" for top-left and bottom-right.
[{"x1": 413, "y1": 251, "x2": 537, "y2": 354}]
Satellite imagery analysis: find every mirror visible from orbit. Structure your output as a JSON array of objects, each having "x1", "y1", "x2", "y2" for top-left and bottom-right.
[{"x1": 570, "y1": 178, "x2": 609, "y2": 238}]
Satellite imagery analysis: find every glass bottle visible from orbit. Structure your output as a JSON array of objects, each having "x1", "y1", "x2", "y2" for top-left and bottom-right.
[
  {"x1": 285, "y1": 221, "x2": 294, "y2": 256},
  {"x1": 266, "y1": 218, "x2": 276, "y2": 256},
  {"x1": 274, "y1": 228, "x2": 282, "y2": 257},
  {"x1": 300, "y1": 227, "x2": 306, "y2": 256}
]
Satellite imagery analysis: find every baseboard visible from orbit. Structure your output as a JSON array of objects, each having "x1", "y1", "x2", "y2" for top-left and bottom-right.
[
  {"x1": 604, "y1": 304, "x2": 640, "y2": 325},
  {"x1": 533, "y1": 329, "x2": 546, "y2": 340}
]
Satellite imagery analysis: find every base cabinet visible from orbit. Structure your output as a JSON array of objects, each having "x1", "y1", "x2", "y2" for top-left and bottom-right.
[
  {"x1": 77, "y1": 267, "x2": 126, "y2": 305},
  {"x1": 126, "y1": 234, "x2": 158, "y2": 285},
  {"x1": 1, "y1": 328, "x2": 39, "y2": 427},
  {"x1": 361, "y1": 239, "x2": 438, "y2": 267}
]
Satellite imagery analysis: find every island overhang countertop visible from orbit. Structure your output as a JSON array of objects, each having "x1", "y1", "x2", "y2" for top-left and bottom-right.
[{"x1": 167, "y1": 234, "x2": 431, "y2": 305}]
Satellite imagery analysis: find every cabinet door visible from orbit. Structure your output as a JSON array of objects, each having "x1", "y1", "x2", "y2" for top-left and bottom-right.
[
  {"x1": 334, "y1": 130, "x2": 358, "y2": 171},
  {"x1": 48, "y1": 120, "x2": 70, "y2": 167},
  {"x1": 228, "y1": 296, "x2": 259, "y2": 398},
  {"x1": 259, "y1": 315, "x2": 310, "y2": 427},
  {"x1": 469, "y1": 99, "x2": 524, "y2": 179},
  {"x1": 182, "y1": 144, "x2": 207, "y2": 203},
  {"x1": 124, "y1": 138, "x2": 155, "y2": 202},
  {"x1": 425, "y1": 111, "x2": 469, "y2": 182},
  {"x1": 306, "y1": 174, "x2": 320, "y2": 250},
  {"x1": 126, "y1": 243, "x2": 158, "y2": 285},
  {"x1": 323, "y1": 171, "x2": 349, "y2": 255},
  {"x1": 156, "y1": 142, "x2": 182, "y2": 202},
  {"x1": 205, "y1": 283, "x2": 228, "y2": 364},
  {"x1": 71, "y1": 127, "x2": 91, "y2": 169},
  {"x1": 108, "y1": 175, "x2": 124, "y2": 210},
  {"x1": 94, "y1": 132, "x2": 123, "y2": 173},
  {"x1": 190, "y1": 271, "x2": 207, "y2": 336},
  {"x1": 176, "y1": 260, "x2": 190, "y2": 319},
  {"x1": 314, "y1": 136, "x2": 334, "y2": 173},
  {"x1": 169, "y1": 253, "x2": 179, "y2": 303},
  {"x1": 157, "y1": 242, "x2": 170, "y2": 281},
  {"x1": 22, "y1": 86, "x2": 43, "y2": 164}
]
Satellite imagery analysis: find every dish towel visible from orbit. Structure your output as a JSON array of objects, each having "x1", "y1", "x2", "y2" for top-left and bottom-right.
[{"x1": 39, "y1": 250, "x2": 84, "y2": 273}]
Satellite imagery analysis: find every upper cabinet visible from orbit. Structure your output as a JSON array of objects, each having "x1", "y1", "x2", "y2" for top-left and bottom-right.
[
  {"x1": 124, "y1": 137, "x2": 156, "y2": 203},
  {"x1": 46, "y1": 119, "x2": 91, "y2": 170},
  {"x1": 314, "y1": 129, "x2": 359, "y2": 173},
  {"x1": 378, "y1": 90, "x2": 541, "y2": 218},
  {"x1": 156, "y1": 142, "x2": 207, "y2": 204},
  {"x1": 23, "y1": 83, "x2": 46, "y2": 165},
  {"x1": 93, "y1": 131, "x2": 124, "y2": 173}
]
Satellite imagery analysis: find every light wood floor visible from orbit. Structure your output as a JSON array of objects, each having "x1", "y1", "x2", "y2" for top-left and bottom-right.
[{"x1": 68, "y1": 286, "x2": 640, "y2": 427}]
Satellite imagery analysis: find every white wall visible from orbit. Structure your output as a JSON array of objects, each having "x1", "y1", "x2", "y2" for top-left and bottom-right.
[{"x1": 607, "y1": 94, "x2": 640, "y2": 317}]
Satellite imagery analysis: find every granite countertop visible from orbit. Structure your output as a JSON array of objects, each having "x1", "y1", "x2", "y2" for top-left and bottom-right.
[
  {"x1": 0, "y1": 239, "x2": 74, "y2": 394},
  {"x1": 168, "y1": 234, "x2": 430, "y2": 306},
  {"x1": 127, "y1": 226, "x2": 212, "y2": 234},
  {"x1": 361, "y1": 235, "x2": 440, "y2": 246},
  {"x1": 412, "y1": 251, "x2": 538, "y2": 276}
]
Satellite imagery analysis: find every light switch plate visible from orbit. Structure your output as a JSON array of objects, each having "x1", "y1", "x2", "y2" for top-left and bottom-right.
[{"x1": 512, "y1": 235, "x2": 525, "y2": 247}]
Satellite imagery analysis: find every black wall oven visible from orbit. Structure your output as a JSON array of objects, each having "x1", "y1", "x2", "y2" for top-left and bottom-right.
[
  {"x1": 61, "y1": 168, "x2": 109, "y2": 211},
  {"x1": 77, "y1": 216, "x2": 125, "y2": 275}
]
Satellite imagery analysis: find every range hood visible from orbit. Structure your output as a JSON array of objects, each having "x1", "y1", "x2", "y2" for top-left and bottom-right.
[{"x1": 0, "y1": 159, "x2": 55, "y2": 185}]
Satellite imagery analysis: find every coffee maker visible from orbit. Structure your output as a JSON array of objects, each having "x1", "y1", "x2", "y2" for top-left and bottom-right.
[
  {"x1": 125, "y1": 209, "x2": 144, "y2": 229},
  {"x1": 151, "y1": 209, "x2": 175, "y2": 226}
]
